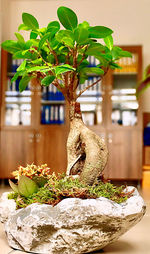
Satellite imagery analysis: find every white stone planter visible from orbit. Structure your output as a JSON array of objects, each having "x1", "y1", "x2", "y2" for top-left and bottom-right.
[{"x1": 0, "y1": 187, "x2": 146, "y2": 254}]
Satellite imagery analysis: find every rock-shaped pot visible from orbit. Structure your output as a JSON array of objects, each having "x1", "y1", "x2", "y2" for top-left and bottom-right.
[{"x1": 0, "y1": 187, "x2": 146, "y2": 254}]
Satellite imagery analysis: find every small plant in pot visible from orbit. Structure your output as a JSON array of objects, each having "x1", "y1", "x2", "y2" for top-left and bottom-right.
[{"x1": 0, "y1": 6, "x2": 146, "y2": 254}]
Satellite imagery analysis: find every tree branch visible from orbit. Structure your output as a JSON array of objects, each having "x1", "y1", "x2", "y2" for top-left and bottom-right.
[
  {"x1": 46, "y1": 40, "x2": 59, "y2": 65},
  {"x1": 38, "y1": 52, "x2": 49, "y2": 66},
  {"x1": 77, "y1": 45, "x2": 88, "y2": 67},
  {"x1": 76, "y1": 77, "x2": 102, "y2": 99},
  {"x1": 52, "y1": 80, "x2": 67, "y2": 99},
  {"x1": 51, "y1": 50, "x2": 59, "y2": 65},
  {"x1": 76, "y1": 67, "x2": 109, "y2": 99}
]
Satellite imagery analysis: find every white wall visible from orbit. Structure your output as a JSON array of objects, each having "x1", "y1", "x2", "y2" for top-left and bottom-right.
[{"x1": 2, "y1": 0, "x2": 150, "y2": 111}]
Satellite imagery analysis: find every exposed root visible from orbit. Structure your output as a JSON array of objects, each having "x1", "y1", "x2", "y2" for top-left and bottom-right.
[{"x1": 67, "y1": 118, "x2": 108, "y2": 185}]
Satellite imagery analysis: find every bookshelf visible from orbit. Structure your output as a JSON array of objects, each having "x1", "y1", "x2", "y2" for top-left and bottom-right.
[
  {"x1": 104, "y1": 45, "x2": 143, "y2": 181},
  {"x1": 41, "y1": 84, "x2": 65, "y2": 125},
  {"x1": 111, "y1": 52, "x2": 140, "y2": 126},
  {"x1": 0, "y1": 50, "x2": 68, "y2": 177},
  {"x1": 3, "y1": 55, "x2": 32, "y2": 126}
]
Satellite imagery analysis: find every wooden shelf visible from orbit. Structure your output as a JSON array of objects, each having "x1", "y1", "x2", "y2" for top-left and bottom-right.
[{"x1": 41, "y1": 100, "x2": 65, "y2": 105}]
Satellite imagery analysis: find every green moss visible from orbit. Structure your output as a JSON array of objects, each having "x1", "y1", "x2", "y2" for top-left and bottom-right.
[
  {"x1": 7, "y1": 174, "x2": 132, "y2": 209},
  {"x1": 8, "y1": 192, "x2": 18, "y2": 200}
]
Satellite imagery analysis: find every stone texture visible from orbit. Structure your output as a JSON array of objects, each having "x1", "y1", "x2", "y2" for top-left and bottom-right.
[
  {"x1": 0, "y1": 187, "x2": 146, "y2": 254},
  {"x1": 0, "y1": 192, "x2": 16, "y2": 223}
]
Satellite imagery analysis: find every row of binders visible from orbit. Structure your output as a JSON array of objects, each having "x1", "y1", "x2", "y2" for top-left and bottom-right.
[
  {"x1": 87, "y1": 56, "x2": 100, "y2": 67},
  {"x1": 11, "y1": 56, "x2": 99, "y2": 73},
  {"x1": 5, "y1": 104, "x2": 31, "y2": 126},
  {"x1": 78, "y1": 76, "x2": 102, "y2": 95},
  {"x1": 42, "y1": 85, "x2": 64, "y2": 101},
  {"x1": 41, "y1": 105, "x2": 65, "y2": 124},
  {"x1": 114, "y1": 54, "x2": 138, "y2": 73},
  {"x1": 7, "y1": 78, "x2": 30, "y2": 91}
]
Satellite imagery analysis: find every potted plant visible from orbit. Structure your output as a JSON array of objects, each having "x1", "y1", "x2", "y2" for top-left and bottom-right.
[{"x1": 0, "y1": 6, "x2": 145, "y2": 254}]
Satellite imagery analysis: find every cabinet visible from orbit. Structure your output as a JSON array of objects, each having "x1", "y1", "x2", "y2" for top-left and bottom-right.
[
  {"x1": 0, "y1": 49, "x2": 68, "y2": 178},
  {"x1": 0, "y1": 129, "x2": 35, "y2": 178},
  {"x1": 0, "y1": 46, "x2": 143, "y2": 181}
]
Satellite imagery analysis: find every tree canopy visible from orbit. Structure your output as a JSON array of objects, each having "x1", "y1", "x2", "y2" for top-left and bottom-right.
[{"x1": 1, "y1": 6, "x2": 132, "y2": 101}]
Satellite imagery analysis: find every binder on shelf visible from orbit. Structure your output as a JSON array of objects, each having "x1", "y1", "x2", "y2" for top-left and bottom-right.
[
  {"x1": 48, "y1": 85, "x2": 53, "y2": 100},
  {"x1": 41, "y1": 105, "x2": 65, "y2": 125},
  {"x1": 7, "y1": 78, "x2": 11, "y2": 91},
  {"x1": 58, "y1": 105, "x2": 65, "y2": 124},
  {"x1": 42, "y1": 87, "x2": 48, "y2": 100},
  {"x1": 11, "y1": 59, "x2": 18, "y2": 72}
]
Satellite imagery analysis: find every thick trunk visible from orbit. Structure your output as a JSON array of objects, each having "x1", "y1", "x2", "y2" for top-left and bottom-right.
[{"x1": 66, "y1": 102, "x2": 108, "y2": 185}]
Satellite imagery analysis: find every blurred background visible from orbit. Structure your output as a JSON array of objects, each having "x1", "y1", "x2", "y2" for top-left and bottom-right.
[{"x1": 0, "y1": 0, "x2": 150, "y2": 191}]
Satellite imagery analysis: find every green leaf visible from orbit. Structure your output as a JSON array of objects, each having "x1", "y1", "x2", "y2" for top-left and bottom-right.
[
  {"x1": 57, "y1": 6, "x2": 78, "y2": 31},
  {"x1": 62, "y1": 37, "x2": 74, "y2": 48},
  {"x1": 17, "y1": 60, "x2": 27, "y2": 71},
  {"x1": 32, "y1": 176, "x2": 48, "y2": 187},
  {"x1": 82, "y1": 67, "x2": 104, "y2": 75},
  {"x1": 89, "y1": 26, "x2": 113, "y2": 38},
  {"x1": 1, "y1": 40, "x2": 24, "y2": 53},
  {"x1": 143, "y1": 65, "x2": 150, "y2": 79},
  {"x1": 39, "y1": 32, "x2": 50, "y2": 49},
  {"x1": 56, "y1": 30, "x2": 74, "y2": 42},
  {"x1": 49, "y1": 40, "x2": 59, "y2": 50},
  {"x1": 95, "y1": 54, "x2": 111, "y2": 67},
  {"x1": 86, "y1": 43, "x2": 105, "y2": 55},
  {"x1": 38, "y1": 27, "x2": 47, "y2": 36},
  {"x1": 9, "y1": 179, "x2": 19, "y2": 193},
  {"x1": 120, "y1": 50, "x2": 132, "y2": 58},
  {"x1": 26, "y1": 39, "x2": 39, "y2": 48},
  {"x1": 18, "y1": 24, "x2": 31, "y2": 31},
  {"x1": 19, "y1": 75, "x2": 32, "y2": 92},
  {"x1": 78, "y1": 21, "x2": 90, "y2": 29},
  {"x1": 15, "y1": 33, "x2": 25, "y2": 43},
  {"x1": 56, "y1": 30, "x2": 74, "y2": 48},
  {"x1": 111, "y1": 46, "x2": 132, "y2": 60},
  {"x1": 13, "y1": 50, "x2": 35, "y2": 59},
  {"x1": 74, "y1": 27, "x2": 89, "y2": 44},
  {"x1": 47, "y1": 54, "x2": 55, "y2": 64},
  {"x1": 79, "y1": 73, "x2": 88, "y2": 84},
  {"x1": 31, "y1": 58, "x2": 43, "y2": 65},
  {"x1": 77, "y1": 60, "x2": 89, "y2": 72},
  {"x1": 26, "y1": 66, "x2": 50, "y2": 73},
  {"x1": 41, "y1": 75, "x2": 55, "y2": 86},
  {"x1": 11, "y1": 71, "x2": 25, "y2": 82},
  {"x1": 47, "y1": 21, "x2": 60, "y2": 33},
  {"x1": 104, "y1": 35, "x2": 113, "y2": 50},
  {"x1": 57, "y1": 55, "x2": 66, "y2": 63},
  {"x1": 25, "y1": 40, "x2": 34, "y2": 49},
  {"x1": 109, "y1": 62, "x2": 122, "y2": 70},
  {"x1": 55, "y1": 64, "x2": 75, "y2": 75},
  {"x1": 22, "y1": 13, "x2": 39, "y2": 30},
  {"x1": 136, "y1": 75, "x2": 150, "y2": 97},
  {"x1": 18, "y1": 175, "x2": 38, "y2": 197},
  {"x1": 30, "y1": 31, "x2": 38, "y2": 39}
]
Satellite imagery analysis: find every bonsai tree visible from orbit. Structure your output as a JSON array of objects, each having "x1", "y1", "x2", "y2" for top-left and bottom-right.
[{"x1": 1, "y1": 6, "x2": 131, "y2": 185}]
